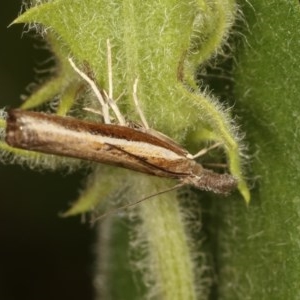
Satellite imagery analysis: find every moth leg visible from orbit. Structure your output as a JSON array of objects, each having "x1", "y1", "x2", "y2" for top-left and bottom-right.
[
  {"x1": 188, "y1": 142, "x2": 223, "y2": 159},
  {"x1": 132, "y1": 78, "x2": 150, "y2": 130},
  {"x1": 104, "y1": 39, "x2": 126, "y2": 125},
  {"x1": 68, "y1": 58, "x2": 111, "y2": 124},
  {"x1": 202, "y1": 162, "x2": 228, "y2": 169},
  {"x1": 82, "y1": 93, "x2": 125, "y2": 121}
]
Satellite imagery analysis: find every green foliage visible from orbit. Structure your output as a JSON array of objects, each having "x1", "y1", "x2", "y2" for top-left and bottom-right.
[
  {"x1": 0, "y1": 0, "x2": 258, "y2": 299},
  {"x1": 212, "y1": 1, "x2": 300, "y2": 299}
]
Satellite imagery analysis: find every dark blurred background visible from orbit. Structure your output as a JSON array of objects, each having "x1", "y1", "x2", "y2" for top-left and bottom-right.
[{"x1": 0, "y1": 2, "x2": 94, "y2": 299}]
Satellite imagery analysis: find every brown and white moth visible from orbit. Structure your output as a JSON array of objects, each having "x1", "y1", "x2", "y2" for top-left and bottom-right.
[{"x1": 5, "y1": 109, "x2": 236, "y2": 195}]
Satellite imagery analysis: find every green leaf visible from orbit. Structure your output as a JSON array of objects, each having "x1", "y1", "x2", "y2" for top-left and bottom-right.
[
  {"x1": 20, "y1": 32, "x2": 78, "y2": 110},
  {"x1": 62, "y1": 167, "x2": 130, "y2": 217},
  {"x1": 215, "y1": 1, "x2": 300, "y2": 299}
]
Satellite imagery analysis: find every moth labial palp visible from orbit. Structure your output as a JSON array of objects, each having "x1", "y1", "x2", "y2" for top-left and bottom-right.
[{"x1": 5, "y1": 39, "x2": 237, "y2": 196}]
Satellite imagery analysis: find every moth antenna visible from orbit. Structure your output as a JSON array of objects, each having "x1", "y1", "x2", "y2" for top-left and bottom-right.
[{"x1": 91, "y1": 183, "x2": 183, "y2": 224}]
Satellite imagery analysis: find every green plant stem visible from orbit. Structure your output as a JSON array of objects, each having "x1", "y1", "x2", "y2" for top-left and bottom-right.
[
  {"x1": 215, "y1": 1, "x2": 300, "y2": 299},
  {"x1": 136, "y1": 179, "x2": 198, "y2": 300}
]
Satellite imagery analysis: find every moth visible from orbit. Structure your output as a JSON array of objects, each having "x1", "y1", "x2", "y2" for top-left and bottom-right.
[{"x1": 5, "y1": 109, "x2": 236, "y2": 195}]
